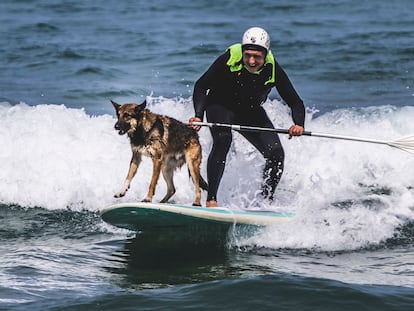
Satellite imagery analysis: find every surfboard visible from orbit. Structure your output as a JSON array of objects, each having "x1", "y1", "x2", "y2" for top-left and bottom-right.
[
  {"x1": 101, "y1": 202, "x2": 293, "y2": 232},
  {"x1": 101, "y1": 202, "x2": 294, "y2": 250}
]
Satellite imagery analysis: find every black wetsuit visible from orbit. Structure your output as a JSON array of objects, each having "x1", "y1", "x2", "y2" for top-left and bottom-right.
[{"x1": 193, "y1": 49, "x2": 305, "y2": 202}]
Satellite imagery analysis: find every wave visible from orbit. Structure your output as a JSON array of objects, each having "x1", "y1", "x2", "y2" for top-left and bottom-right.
[{"x1": 1, "y1": 99, "x2": 413, "y2": 251}]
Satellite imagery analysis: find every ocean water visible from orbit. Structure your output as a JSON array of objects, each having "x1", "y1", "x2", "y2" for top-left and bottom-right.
[{"x1": 1, "y1": 0, "x2": 414, "y2": 310}]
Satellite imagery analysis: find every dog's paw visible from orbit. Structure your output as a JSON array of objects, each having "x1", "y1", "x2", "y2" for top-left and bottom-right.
[
  {"x1": 141, "y1": 197, "x2": 152, "y2": 203},
  {"x1": 192, "y1": 202, "x2": 202, "y2": 207},
  {"x1": 114, "y1": 191, "x2": 127, "y2": 198},
  {"x1": 114, "y1": 182, "x2": 130, "y2": 198}
]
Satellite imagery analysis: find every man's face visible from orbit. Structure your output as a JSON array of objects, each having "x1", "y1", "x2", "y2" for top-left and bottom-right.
[{"x1": 242, "y1": 49, "x2": 266, "y2": 73}]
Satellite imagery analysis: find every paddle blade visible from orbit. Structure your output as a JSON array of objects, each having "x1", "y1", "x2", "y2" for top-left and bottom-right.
[{"x1": 388, "y1": 135, "x2": 414, "y2": 154}]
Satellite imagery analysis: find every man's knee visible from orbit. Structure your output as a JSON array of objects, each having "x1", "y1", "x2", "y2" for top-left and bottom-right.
[
  {"x1": 264, "y1": 144, "x2": 285, "y2": 163},
  {"x1": 212, "y1": 129, "x2": 232, "y2": 148}
]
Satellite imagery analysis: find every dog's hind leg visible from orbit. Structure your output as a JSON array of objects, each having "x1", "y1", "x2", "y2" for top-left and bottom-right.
[
  {"x1": 159, "y1": 158, "x2": 177, "y2": 203},
  {"x1": 142, "y1": 158, "x2": 163, "y2": 202},
  {"x1": 114, "y1": 153, "x2": 142, "y2": 198},
  {"x1": 185, "y1": 145, "x2": 203, "y2": 206}
]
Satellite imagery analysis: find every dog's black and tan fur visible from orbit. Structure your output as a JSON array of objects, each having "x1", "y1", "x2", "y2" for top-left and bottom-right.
[{"x1": 111, "y1": 100, "x2": 208, "y2": 206}]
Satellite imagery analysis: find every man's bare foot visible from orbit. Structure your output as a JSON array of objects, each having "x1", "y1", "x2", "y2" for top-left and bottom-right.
[{"x1": 206, "y1": 200, "x2": 218, "y2": 208}]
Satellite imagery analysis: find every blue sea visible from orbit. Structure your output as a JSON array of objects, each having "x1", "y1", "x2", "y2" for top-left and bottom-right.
[{"x1": 1, "y1": 0, "x2": 414, "y2": 310}]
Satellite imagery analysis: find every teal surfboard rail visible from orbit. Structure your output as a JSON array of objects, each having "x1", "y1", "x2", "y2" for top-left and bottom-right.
[{"x1": 101, "y1": 202, "x2": 294, "y2": 232}]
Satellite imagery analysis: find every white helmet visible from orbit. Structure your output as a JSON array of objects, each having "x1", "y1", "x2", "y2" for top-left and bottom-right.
[{"x1": 242, "y1": 27, "x2": 270, "y2": 52}]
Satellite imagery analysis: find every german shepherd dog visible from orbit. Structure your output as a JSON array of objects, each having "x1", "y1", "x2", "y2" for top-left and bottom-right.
[{"x1": 111, "y1": 100, "x2": 208, "y2": 206}]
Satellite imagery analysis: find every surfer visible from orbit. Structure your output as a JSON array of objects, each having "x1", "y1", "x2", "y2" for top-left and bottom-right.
[{"x1": 189, "y1": 27, "x2": 305, "y2": 208}]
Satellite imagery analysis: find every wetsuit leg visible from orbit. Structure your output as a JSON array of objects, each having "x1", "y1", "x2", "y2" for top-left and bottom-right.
[
  {"x1": 205, "y1": 105, "x2": 235, "y2": 202},
  {"x1": 237, "y1": 109, "x2": 285, "y2": 201}
]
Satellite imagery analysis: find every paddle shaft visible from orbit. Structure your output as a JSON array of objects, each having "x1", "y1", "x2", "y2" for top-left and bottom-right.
[{"x1": 191, "y1": 121, "x2": 390, "y2": 146}]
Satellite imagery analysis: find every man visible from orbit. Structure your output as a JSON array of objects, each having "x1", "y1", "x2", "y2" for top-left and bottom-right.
[{"x1": 189, "y1": 27, "x2": 305, "y2": 208}]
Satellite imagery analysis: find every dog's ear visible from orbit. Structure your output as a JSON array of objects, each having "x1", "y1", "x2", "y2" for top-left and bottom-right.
[
  {"x1": 134, "y1": 100, "x2": 147, "y2": 114},
  {"x1": 111, "y1": 100, "x2": 121, "y2": 112}
]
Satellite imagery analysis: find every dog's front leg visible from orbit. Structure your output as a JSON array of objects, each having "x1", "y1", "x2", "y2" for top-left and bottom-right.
[
  {"x1": 142, "y1": 158, "x2": 162, "y2": 202},
  {"x1": 114, "y1": 153, "x2": 142, "y2": 198}
]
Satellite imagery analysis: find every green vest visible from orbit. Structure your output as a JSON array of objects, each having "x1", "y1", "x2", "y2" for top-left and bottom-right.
[{"x1": 226, "y1": 43, "x2": 275, "y2": 85}]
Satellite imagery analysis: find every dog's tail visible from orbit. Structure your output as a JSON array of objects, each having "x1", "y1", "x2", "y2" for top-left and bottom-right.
[
  {"x1": 188, "y1": 170, "x2": 209, "y2": 191},
  {"x1": 199, "y1": 175, "x2": 208, "y2": 191}
]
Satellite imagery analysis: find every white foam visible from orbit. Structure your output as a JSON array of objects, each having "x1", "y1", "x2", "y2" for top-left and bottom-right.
[{"x1": 1, "y1": 99, "x2": 413, "y2": 251}]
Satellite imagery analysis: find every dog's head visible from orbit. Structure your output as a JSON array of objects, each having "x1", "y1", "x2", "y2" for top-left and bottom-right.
[{"x1": 111, "y1": 100, "x2": 147, "y2": 135}]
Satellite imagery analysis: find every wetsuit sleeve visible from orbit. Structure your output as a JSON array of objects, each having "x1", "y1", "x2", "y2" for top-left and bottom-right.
[
  {"x1": 193, "y1": 52, "x2": 229, "y2": 120},
  {"x1": 275, "y1": 61, "x2": 305, "y2": 127}
]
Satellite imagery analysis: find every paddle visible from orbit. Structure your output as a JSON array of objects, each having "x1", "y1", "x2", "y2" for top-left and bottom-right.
[{"x1": 190, "y1": 121, "x2": 414, "y2": 155}]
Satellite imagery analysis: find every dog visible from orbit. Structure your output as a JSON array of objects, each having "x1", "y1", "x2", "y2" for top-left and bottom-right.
[{"x1": 111, "y1": 100, "x2": 208, "y2": 206}]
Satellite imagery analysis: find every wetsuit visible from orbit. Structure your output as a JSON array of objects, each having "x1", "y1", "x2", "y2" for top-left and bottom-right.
[{"x1": 193, "y1": 44, "x2": 305, "y2": 202}]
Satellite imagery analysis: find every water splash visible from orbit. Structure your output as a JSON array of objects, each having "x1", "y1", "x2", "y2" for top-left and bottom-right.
[{"x1": 1, "y1": 99, "x2": 413, "y2": 251}]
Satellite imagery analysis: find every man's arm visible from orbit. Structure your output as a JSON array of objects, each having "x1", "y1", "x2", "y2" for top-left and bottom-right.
[
  {"x1": 192, "y1": 52, "x2": 230, "y2": 121},
  {"x1": 274, "y1": 61, "x2": 305, "y2": 128}
]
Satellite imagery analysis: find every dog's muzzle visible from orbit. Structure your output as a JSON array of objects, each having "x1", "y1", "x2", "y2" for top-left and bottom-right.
[{"x1": 114, "y1": 121, "x2": 130, "y2": 135}]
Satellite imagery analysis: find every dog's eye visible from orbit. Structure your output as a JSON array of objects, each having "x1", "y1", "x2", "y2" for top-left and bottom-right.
[{"x1": 123, "y1": 113, "x2": 131, "y2": 119}]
